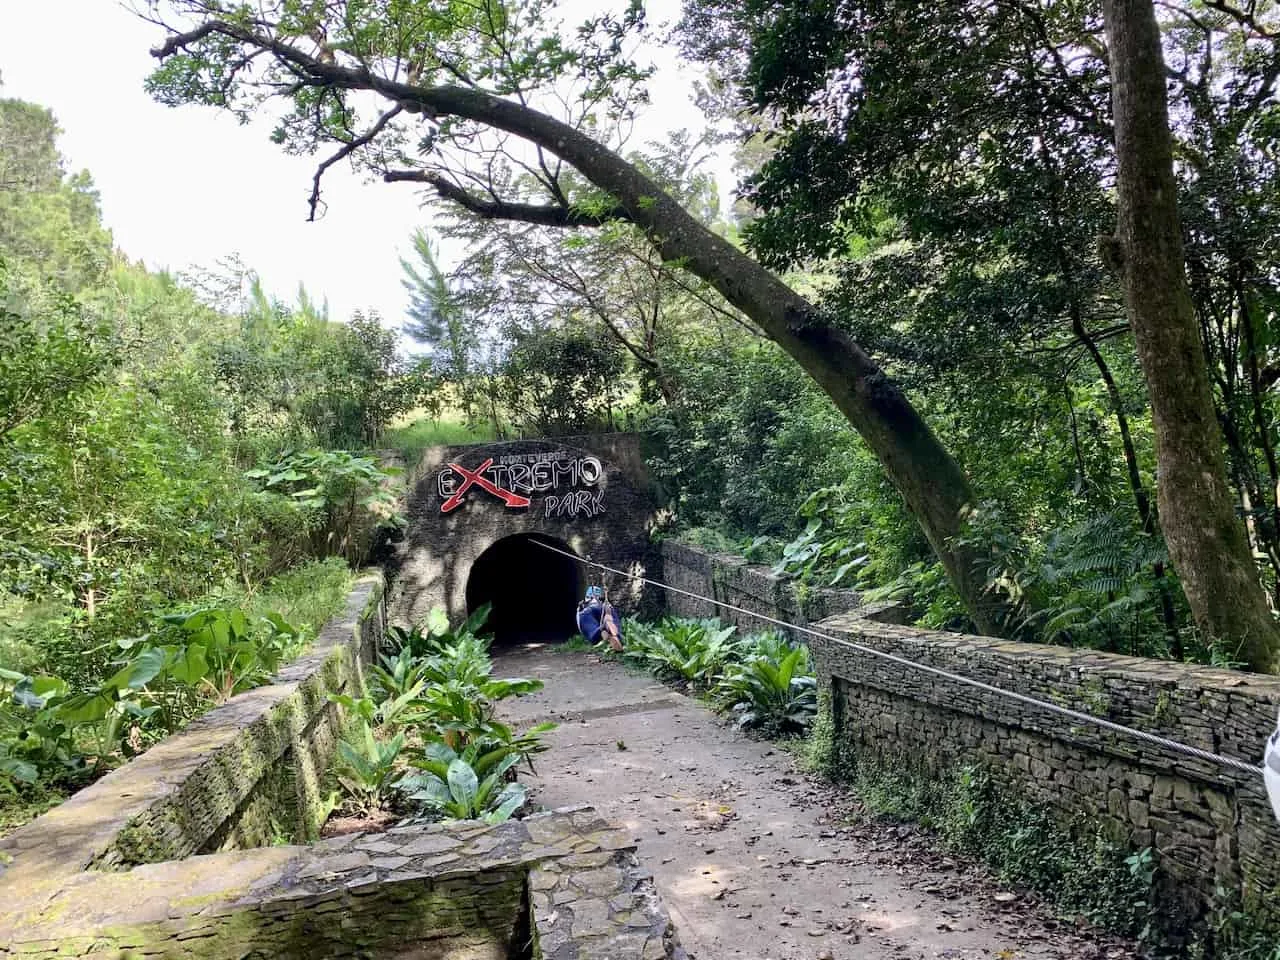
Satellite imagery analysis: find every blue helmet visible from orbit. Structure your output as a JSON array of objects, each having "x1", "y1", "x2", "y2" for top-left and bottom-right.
[{"x1": 586, "y1": 585, "x2": 604, "y2": 600}]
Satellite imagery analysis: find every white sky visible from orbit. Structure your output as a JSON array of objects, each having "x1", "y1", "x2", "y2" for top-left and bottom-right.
[{"x1": 0, "y1": 0, "x2": 726, "y2": 329}]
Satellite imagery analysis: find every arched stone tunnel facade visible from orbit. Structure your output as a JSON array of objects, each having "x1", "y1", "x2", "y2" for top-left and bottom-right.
[{"x1": 389, "y1": 434, "x2": 661, "y2": 644}]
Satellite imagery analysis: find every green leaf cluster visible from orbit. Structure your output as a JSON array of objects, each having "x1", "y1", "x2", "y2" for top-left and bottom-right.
[
  {"x1": 328, "y1": 605, "x2": 553, "y2": 823},
  {"x1": 622, "y1": 618, "x2": 818, "y2": 735}
]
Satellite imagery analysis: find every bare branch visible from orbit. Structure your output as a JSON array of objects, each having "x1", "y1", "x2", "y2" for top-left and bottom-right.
[
  {"x1": 384, "y1": 170, "x2": 630, "y2": 227},
  {"x1": 309, "y1": 105, "x2": 403, "y2": 221}
]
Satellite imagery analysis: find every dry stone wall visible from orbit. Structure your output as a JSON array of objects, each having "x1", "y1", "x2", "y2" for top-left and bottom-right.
[
  {"x1": 661, "y1": 541, "x2": 1280, "y2": 928},
  {"x1": 812, "y1": 612, "x2": 1280, "y2": 926},
  {"x1": 659, "y1": 540, "x2": 866, "y2": 637},
  {"x1": 0, "y1": 806, "x2": 683, "y2": 960}
]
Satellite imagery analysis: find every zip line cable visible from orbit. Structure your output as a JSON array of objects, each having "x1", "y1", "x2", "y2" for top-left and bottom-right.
[{"x1": 536, "y1": 538, "x2": 1266, "y2": 778}]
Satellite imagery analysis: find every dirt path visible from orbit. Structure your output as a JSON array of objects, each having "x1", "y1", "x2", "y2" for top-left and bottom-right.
[{"x1": 495, "y1": 644, "x2": 1137, "y2": 960}]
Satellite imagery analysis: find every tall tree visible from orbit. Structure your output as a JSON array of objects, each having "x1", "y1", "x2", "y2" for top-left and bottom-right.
[
  {"x1": 401, "y1": 229, "x2": 474, "y2": 382},
  {"x1": 682, "y1": 0, "x2": 1280, "y2": 669},
  {"x1": 142, "y1": 1, "x2": 1009, "y2": 633},
  {"x1": 1102, "y1": 0, "x2": 1279, "y2": 671}
]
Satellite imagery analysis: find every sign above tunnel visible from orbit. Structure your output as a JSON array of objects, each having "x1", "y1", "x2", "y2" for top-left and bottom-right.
[{"x1": 437, "y1": 450, "x2": 606, "y2": 519}]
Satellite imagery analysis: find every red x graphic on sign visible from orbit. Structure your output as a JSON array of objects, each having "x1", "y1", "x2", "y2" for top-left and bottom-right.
[{"x1": 440, "y1": 458, "x2": 532, "y2": 513}]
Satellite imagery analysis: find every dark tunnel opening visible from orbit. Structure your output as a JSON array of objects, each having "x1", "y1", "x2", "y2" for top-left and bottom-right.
[{"x1": 465, "y1": 534, "x2": 584, "y2": 646}]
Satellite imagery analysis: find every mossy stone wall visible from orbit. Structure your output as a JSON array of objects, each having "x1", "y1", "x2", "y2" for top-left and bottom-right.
[
  {"x1": 0, "y1": 807, "x2": 684, "y2": 960},
  {"x1": 659, "y1": 540, "x2": 867, "y2": 637},
  {"x1": 664, "y1": 541, "x2": 1280, "y2": 933},
  {"x1": 0, "y1": 572, "x2": 386, "y2": 881},
  {"x1": 813, "y1": 613, "x2": 1280, "y2": 930}
]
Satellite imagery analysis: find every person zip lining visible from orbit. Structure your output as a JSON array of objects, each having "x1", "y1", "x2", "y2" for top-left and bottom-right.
[{"x1": 577, "y1": 585, "x2": 623, "y2": 652}]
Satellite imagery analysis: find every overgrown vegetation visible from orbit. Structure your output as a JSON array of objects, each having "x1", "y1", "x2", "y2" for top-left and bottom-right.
[
  {"x1": 0, "y1": 92, "x2": 415, "y2": 828},
  {"x1": 623, "y1": 618, "x2": 818, "y2": 737},
  {"x1": 0, "y1": 559, "x2": 352, "y2": 831},
  {"x1": 328, "y1": 605, "x2": 552, "y2": 825}
]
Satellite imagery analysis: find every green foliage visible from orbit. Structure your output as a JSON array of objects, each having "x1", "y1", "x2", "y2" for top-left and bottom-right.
[
  {"x1": 716, "y1": 643, "x2": 816, "y2": 736},
  {"x1": 1193, "y1": 889, "x2": 1280, "y2": 960},
  {"x1": 0, "y1": 258, "x2": 113, "y2": 440},
  {"x1": 0, "y1": 90, "x2": 411, "y2": 748},
  {"x1": 401, "y1": 229, "x2": 477, "y2": 388},
  {"x1": 499, "y1": 325, "x2": 625, "y2": 436},
  {"x1": 0, "y1": 557, "x2": 347, "y2": 815},
  {"x1": 621, "y1": 617, "x2": 817, "y2": 737},
  {"x1": 334, "y1": 721, "x2": 406, "y2": 816},
  {"x1": 0, "y1": 603, "x2": 304, "y2": 790},
  {"x1": 327, "y1": 607, "x2": 554, "y2": 821},
  {"x1": 623, "y1": 618, "x2": 740, "y2": 686},
  {"x1": 371, "y1": 647, "x2": 430, "y2": 702},
  {"x1": 397, "y1": 741, "x2": 527, "y2": 823},
  {"x1": 238, "y1": 558, "x2": 353, "y2": 638},
  {"x1": 244, "y1": 449, "x2": 403, "y2": 564},
  {"x1": 957, "y1": 505, "x2": 1187, "y2": 658},
  {"x1": 208, "y1": 285, "x2": 433, "y2": 452},
  {"x1": 386, "y1": 603, "x2": 492, "y2": 661},
  {"x1": 382, "y1": 413, "x2": 494, "y2": 463},
  {"x1": 133, "y1": 606, "x2": 305, "y2": 710}
]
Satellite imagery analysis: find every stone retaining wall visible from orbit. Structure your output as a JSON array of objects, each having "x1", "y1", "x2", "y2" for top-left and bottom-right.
[
  {"x1": 0, "y1": 806, "x2": 683, "y2": 959},
  {"x1": 812, "y1": 611, "x2": 1280, "y2": 928},
  {"x1": 0, "y1": 571, "x2": 386, "y2": 880},
  {"x1": 659, "y1": 540, "x2": 865, "y2": 636},
  {"x1": 0, "y1": 570, "x2": 684, "y2": 958},
  {"x1": 659, "y1": 541, "x2": 1280, "y2": 929}
]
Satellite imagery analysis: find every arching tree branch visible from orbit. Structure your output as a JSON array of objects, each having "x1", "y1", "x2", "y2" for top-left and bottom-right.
[
  {"x1": 149, "y1": 14, "x2": 1011, "y2": 634},
  {"x1": 382, "y1": 170, "x2": 629, "y2": 227}
]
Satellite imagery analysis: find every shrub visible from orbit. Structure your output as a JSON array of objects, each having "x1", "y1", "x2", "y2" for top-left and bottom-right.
[
  {"x1": 335, "y1": 720, "x2": 406, "y2": 816},
  {"x1": 244, "y1": 449, "x2": 403, "y2": 565},
  {"x1": 397, "y1": 741, "x2": 527, "y2": 823},
  {"x1": 716, "y1": 645, "x2": 816, "y2": 736},
  {"x1": 623, "y1": 618, "x2": 740, "y2": 686}
]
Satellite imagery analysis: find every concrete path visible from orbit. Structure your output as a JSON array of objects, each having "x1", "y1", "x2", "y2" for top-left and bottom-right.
[{"x1": 495, "y1": 644, "x2": 1136, "y2": 960}]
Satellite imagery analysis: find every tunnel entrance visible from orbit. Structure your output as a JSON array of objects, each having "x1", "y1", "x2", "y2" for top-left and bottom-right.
[{"x1": 465, "y1": 534, "x2": 584, "y2": 646}]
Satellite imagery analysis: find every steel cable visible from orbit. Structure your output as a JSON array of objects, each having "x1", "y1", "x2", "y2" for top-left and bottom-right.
[{"x1": 535, "y1": 538, "x2": 1266, "y2": 777}]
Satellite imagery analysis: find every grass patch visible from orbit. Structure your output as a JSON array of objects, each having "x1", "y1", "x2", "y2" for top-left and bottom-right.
[
  {"x1": 383, "y1": 412, "x2": 494, "y2": 462},
  {"x1": 237, "y1": 557, "x2": 355, "y2": 640},
  {"x1": 0, "y1": 559, "x2": 355, "y2": 839}
]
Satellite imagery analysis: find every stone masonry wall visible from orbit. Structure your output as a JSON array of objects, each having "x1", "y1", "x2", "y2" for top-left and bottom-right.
[
  {"x1": 813, "y1": 611, "x2": 1280, "y2": 927},
  {"x1": 0, "y1": 563, "x2": 685, "y2": 959},
  {"x1": 659, "y1": 541, "x2": 1280, "y2": 928},
  {"x1": 0, "y1": 572, "x2": 386, "y2": 881},
  {"x1": 659, "y1": 540, "x2": 865, "y2": 637},
  {"x1": 0, "y1": 807, "x2": 683, "y2": 960}
]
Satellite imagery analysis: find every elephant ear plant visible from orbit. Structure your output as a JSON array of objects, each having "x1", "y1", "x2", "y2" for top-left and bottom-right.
[
  {"x1": 324, "y1": 605, "x2": 554, "y2": 825},
  {"x1": 716, "y1": 645, "x2": 817, "y2": 737},
  {"x1": 623, "y1": 618, "x2": 741, "y2": 687},
  {"x1": 397, "y1": 741, "x2": 527, "y2": 824}
]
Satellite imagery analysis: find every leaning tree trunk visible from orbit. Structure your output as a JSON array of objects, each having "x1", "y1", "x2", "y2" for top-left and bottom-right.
[
  {"x1": 395, "y1": 90, "x2": 1007, "y2": 633},
  {"x1": 151, "y1": 26, "x2": 1007, "y2": 635},
  {"x1": 1102, "y1": 0, "x2": 1280, "y2": 671}
]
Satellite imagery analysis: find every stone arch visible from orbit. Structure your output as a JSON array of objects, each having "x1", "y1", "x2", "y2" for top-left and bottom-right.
[
  {"x1": 390, "y1": 434, "x2": 660, "y2": 635},
  {"x1": 464, "y1": 533, "x2": 584, "y2": 645}
]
